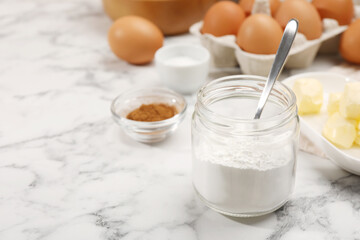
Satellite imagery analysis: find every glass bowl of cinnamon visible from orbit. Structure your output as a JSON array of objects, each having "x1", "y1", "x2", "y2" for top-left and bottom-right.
[{"x1": 111, "y1": 87, "x2": 187, "y2": 143}]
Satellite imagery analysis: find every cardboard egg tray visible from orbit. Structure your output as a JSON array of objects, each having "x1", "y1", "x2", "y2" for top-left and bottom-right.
[{"x1": 190, "y1": 5, "x2": 360, "y2": 76}]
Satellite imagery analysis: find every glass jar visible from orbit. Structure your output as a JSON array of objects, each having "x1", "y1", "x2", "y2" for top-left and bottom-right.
[{"x1": 192, "y1": 75, "x2": 299, "y2": 217}]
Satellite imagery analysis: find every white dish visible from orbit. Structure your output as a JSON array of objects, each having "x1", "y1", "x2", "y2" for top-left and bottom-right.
[
  {"x1": 283, "y1": 72, "x2": 360, "y2": 175},
  {"x1": 155, "y1": 44, "x2": 210, "y2": 94}
]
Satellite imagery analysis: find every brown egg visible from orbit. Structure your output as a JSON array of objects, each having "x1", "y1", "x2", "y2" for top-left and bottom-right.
[
  {"x1": 312, "y1": 0, "x2": 354, "y2": 26},
  {"x1": 275, "y1": 0, "x2": 322, "y2": 40},
  {"x1": 236, "y1": 14, "x2": 283, "y2": 54},
  {"x1": 340, "y1": 19, "x2": 360, "y2": 64},
  {"x1": 202, "y1": 1, "x2": 246, "y2": 37},
  {"x1": 239, "y1": 0, "x2": 281, "y2": 16},
  {"x1": 108, "y1": 16, "x2": 164, "y2": 65}
]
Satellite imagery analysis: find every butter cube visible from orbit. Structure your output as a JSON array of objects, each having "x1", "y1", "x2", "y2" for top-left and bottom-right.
[
  {"x1": 322, "y1": 112, "x2": 356, "y2": 149},
  {"x1": 356, "y1": 122, "x2": 360, "y2": 146},
  {"x1": 293, "y1": 78, "x2": 323, "y2": 115},
  {"x1": 356, "y1": 132, "x2": 360, "y2": 146},
  {"x1": 327, "y1": 92, "x2": 342, "y2": 115},
  {"x1": 339, "y1": 82, "x2": 360, "y2": 120}
]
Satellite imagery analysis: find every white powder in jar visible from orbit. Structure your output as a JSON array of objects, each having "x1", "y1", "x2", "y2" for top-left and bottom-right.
[{"x1": 193, "y1": 140, "x2": 296, "y2": 215}]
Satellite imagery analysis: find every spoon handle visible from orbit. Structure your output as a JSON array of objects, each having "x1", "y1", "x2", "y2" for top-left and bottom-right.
[{"x1": 254, "y1": 19, "x2": 298, "y2": 119}]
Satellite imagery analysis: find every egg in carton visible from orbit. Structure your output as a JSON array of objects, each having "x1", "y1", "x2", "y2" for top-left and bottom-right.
[{"x1": 190, "y1": 0, "x2": 359, "y2": 76}]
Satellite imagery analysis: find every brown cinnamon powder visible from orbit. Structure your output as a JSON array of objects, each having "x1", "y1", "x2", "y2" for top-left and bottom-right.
[{"x1": 126, "y1": 103, "x2": 178, "y2": 122}]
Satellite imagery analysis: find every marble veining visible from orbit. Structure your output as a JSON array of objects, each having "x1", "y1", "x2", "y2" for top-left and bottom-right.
[{"x1": 1, "y1": 0, "x2": 360, "y2": 239}]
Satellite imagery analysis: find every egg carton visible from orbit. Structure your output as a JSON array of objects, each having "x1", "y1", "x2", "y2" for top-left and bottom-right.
[{"x1": 189, "y1": 5, "x2": 360, "y2": 76}]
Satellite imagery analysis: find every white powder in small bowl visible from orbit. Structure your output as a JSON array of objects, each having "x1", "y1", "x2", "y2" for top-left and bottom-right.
[{"x1": 165, "y1": 56, "x2": 200, "y2": 67}]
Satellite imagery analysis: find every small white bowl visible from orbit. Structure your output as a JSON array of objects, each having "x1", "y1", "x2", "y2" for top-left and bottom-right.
[{"x1": 155, "y1": 44, "x2": 210, "y2": 94}]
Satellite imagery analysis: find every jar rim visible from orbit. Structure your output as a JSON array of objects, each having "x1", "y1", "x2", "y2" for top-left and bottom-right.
[{"x1": 196, "y1": 75, "x2": 297, "y2": 133}]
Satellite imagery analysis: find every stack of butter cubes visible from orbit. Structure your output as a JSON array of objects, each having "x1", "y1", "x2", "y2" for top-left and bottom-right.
[{"x1": 293, "y1": 78, "x2": 360, "y2": 149}]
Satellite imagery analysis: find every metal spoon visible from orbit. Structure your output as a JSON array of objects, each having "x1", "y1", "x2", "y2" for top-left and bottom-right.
[{"x1": 254, "y1": 19, "x2": 298, "y2": 119}]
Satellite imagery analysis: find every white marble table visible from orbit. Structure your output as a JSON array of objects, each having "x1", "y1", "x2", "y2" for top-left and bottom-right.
[{"x1": 1, "y1": 0, "x2": 360, "y2": 239}]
